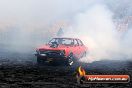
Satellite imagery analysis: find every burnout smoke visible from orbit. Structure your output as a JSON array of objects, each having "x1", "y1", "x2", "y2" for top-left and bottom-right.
[
  {"x1": 0, "y1": 0, "x2": 95, "y2": 53},
  {"x1": 63, "y1": 4, "x2": 132, "y2": 63},
  {"x1": 0, "y1": 0, "x2": 132, "y2": 63}
]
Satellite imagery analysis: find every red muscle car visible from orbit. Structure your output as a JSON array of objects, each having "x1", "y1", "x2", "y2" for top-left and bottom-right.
[{"x1": 35, "y1": 38, "x2": 88, "y2": 66}]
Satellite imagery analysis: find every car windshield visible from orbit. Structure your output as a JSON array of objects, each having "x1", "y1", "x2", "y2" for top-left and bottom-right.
[{"x1": 49, "y1": 38, "x2": 74, "y2": 45}]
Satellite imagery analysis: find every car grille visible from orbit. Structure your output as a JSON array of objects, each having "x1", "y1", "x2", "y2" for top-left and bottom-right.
[
  {"x1": 39, "y1": 50, "x2": 64, "y2": 57},
  {"x1": 39, "y1": 50, "x2": 59, "y2": 54}
]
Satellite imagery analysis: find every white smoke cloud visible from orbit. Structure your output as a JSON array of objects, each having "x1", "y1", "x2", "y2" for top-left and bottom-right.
[
  {"x1": 63, "y1": 4, "x2": 132, "y2": 63},
  {"x1": 0, "y1": 0, "x2": 98, "y2": 53},
  {"x1": 0, "y1": 0, "x2": 132, "y2": 62}
]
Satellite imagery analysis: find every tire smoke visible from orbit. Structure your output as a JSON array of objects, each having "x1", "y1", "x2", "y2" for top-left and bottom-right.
[
  {"x1": 63, "y1": 4, "x2": 132, "y2": 63},
  {"x1": 0, "y1": 0, "x2": 132, "y2": 63}
]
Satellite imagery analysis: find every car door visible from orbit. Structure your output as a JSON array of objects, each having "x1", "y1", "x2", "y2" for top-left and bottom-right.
[
  {"x1": 72, "y1": 39, "x2": 79, "y2": 58},
  {"x1": 77, "y1": 39, "x2": 84, "y2": 58}
]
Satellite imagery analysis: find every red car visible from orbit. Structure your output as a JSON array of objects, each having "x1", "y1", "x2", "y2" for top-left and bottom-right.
[{"x1": 35, "y1": 38, "x2": 88, "y2": 66}]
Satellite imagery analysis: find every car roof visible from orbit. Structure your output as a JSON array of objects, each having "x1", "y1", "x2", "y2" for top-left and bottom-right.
[{"x1": 53, "y1": 37, "x2": 80, "y2": 40}]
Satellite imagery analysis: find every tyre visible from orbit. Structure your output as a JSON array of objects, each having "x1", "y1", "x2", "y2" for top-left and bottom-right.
[{"x1": 37, "y1": 56, "x2": 45, "y2": 65}]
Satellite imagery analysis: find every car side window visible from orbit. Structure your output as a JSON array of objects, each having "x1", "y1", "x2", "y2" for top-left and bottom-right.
[
  {"x1": 74, "y1": 39, "x2": 78, "y2": 46},
  {"x1": 71, "y1": 39, "x2": 74, "y2": 45},
  {"x1": 49, "y1": 38, "x2": 56, "y2": 44},
  {"x1": 77, "y1": 39, "x2": 83, "y2": 46}
]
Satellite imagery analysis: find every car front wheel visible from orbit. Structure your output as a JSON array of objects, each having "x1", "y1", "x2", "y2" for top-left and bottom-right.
[{"x1": 37, "y1": 56, "x2": 46, "y2": 65}]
